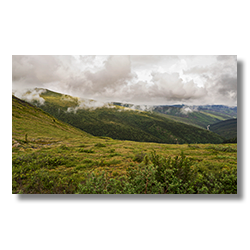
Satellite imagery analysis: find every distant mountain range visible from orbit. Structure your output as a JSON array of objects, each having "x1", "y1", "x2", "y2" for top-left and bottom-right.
[
  {"x1": 13, "y1": 88, "x2": 237, "y2": 143},
  {"x1": 153, "y1": 104, "x2": 236, "y2": 129}
]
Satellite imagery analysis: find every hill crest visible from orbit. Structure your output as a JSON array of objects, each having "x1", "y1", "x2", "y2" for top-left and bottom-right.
[{"x1": 13, "y1": 88, "x2": 225, "y2": 144}]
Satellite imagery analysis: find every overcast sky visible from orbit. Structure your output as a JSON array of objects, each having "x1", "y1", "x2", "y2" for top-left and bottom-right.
[{"x1": 12, "y1": 55, "x2": 237, "y2": 106}]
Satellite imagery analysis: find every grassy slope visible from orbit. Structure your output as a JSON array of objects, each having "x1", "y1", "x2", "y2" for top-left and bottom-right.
[
  {"x1": 12, "y1": 95, "x2": 90, "y2": 142},
  {"x1": 12, "y1": 96, "x2": 237, "y2": 194},
  {"x1": 210, "y1": 119, "x2": 237, "y2": 139},
  {"x1": 153, "y1": 106, "x2": 235, "y2": 129},
  {"x1": 36, "y1": 89, "x2": 224, "y2": 144}
]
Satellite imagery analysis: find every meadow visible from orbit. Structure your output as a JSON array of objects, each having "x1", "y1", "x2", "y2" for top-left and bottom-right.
[
  {"x1": 12, "y1": 95, "x2": 237, "y2": 194},
  {"x1": 12, "y1": 135, "x2": 237, "y2": 194}
]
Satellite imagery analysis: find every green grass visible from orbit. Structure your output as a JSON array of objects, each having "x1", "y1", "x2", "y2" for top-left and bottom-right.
[
  {"x1": 12, "y1": 136, "x2": 237, "y2": 193},
  {"x1": 12, "y1": 95, "x2": 237, "y2": 194}
]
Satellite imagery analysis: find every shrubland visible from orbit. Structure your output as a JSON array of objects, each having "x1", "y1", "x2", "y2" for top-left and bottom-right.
[{"x1": 12, "y1": 137, "x2": 237, "y2": 194}]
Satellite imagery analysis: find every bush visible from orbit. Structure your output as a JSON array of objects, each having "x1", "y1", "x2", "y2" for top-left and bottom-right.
[
  {"x1": 133, "y1": 152, "x2": 146, "y2": 163},
  {"x1": 77, "y1": 151, "x2": 237, "y2": 194}
]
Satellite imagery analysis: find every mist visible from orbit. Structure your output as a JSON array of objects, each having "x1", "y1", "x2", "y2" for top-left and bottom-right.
[
  {"x1": 180, "y1": 105, "x2": 198, "y2": 114},
  {"x1": 12, "y1": 88, "x2": 46, "y2": 105},
  {"x1": 66, "y1": 99, "x2": 116, "y2": 113}
]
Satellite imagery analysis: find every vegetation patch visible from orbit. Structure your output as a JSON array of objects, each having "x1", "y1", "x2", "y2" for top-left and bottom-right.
[
  {"x1": 206, "y1": 145, "x2": 237, "y2": 152},
  {"x1": 188, "y1": 144, "x2": 200, "y2": 149},
  {"x1": 59, "y1": 145, "x2": 70, "y2": 150},
  {"x1": 77, "y1": 151, "x2": 237, "y2": 194},
  {"x1": 107, "y1": 152, "x2": 121, "y2": 157},
  {"x1": 133, "y1": 152, "x2": 146, "y2": 163},
  {"x1": 95, "y1": 143, "x2": 106, "y2": 147}
]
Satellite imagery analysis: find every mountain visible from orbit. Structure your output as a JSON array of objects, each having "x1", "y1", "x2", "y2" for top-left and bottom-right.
[
  {"x1": 12, "y1": 95, "x2": 90, "y2": 144},
  {"x1": 16, "y1": 88, "x2": 225, "y2": 144},
  {"x1": 209, "y1": 118, "x2": 237, "y2": 140},
  {"x1": 12, "y1": 95, "x2": 237, "y2": 194},
  {"x1": 198, "y1": 105, "x2": 237, "y2": 117},
  {"x1": 153, "y1": 105, "x2": 237, "y2": 129}
]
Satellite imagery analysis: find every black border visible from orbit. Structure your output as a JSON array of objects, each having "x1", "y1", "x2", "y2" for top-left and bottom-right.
[{"x1": 12, "y1": 55, "x2": 248, "y2": 205}]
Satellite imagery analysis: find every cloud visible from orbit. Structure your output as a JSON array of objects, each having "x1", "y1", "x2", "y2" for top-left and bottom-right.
[
  {"x1": 180, "y1": 105, "x2": 198, "y2": 114},
  {"x1": 83, "y1": 55, "x2": 134, "y2": 94},
  {"x1": 67, "y1": 99, "x2": 115, "y2": 113},
  {"x1": 217, "y1": 55, "x2": 236, "y2": 61},
  {"x1": 117, "y1": 103, "x2": 155, "y2": 112},
  {"x1": 12, "y1": 55, "x2": 237, "y2": 106},
  {"x1": 149, "y1": 72, "x2": 207, "y2": 101},
  {"x1": 13, "y1": 88, "x2": 46, "y2": 105},
  {"x1": 182, "y1": 55, "x2": 237, "y2": 105}
]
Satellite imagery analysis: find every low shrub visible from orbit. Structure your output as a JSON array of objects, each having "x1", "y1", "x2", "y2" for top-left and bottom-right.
[
  {"x1": 133, "y1": 152, "x2": 146, "y2": 162},
  {"x1": 77, "y1": 151, "x2": 237, "y2": 194}
]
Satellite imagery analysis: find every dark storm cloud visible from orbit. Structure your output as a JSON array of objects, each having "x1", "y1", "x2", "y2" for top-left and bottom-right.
[{"x1": 12, "y1": 55, "x2": 237, "y2": 106}]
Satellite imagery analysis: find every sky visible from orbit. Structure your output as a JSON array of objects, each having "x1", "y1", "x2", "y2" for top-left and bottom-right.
[{"x1": 12, "y1": 55, "x2": 237, "y2": 106}]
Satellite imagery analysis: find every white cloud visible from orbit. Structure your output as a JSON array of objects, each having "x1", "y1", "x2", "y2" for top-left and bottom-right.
[
  {"x1": 13, "y1": 88, "x2": 46, "y2": 105},
  {"x1": 180, "y1": 105, "x2": 198, "y2": 114},
  {"x1": 12, "y1": 55, "x2": 237, "y2": 106}
]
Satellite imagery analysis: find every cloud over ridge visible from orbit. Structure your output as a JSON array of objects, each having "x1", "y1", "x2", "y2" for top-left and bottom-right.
[{"x1": 12, "y1": 55, "x2": 237, "y2": 106}]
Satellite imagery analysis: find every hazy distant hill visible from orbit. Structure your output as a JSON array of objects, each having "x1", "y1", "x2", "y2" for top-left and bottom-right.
[
  {"x1": 209, "y1": 118, "x2": 237, "y2": 140},
  {"x1": 198, "y1": 105, "x2": 237, "y2": 117},
  {"x1": 16, "y1": 88, "x2": 225, "y2": 144},
  {"x1": 153, "y1": 105, "x2": 237, "y2": 129}
]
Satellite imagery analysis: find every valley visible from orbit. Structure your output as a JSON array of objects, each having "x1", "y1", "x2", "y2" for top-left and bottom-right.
[
  {"x1": 12, "y1": 91, "x2": 237, "y2": 194},
  {"x1": 22, "y1": 89, "x2": 230, "y2": 144}
]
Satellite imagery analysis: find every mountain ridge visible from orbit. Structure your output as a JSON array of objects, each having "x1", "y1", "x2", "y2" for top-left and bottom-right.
[{"x1": 13, "y1": 88, "x2": 225, "y2": 144}]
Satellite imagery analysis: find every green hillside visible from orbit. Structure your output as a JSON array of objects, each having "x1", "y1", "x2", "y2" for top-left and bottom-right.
[
  {"x1": 33, "y1": 89, "x2": 225, "y2": 144},
  {"x1": 210, "y1": 118, "x2": 237, "y2": 140},
  {"x1": 153, "y1": 105, "x2": 236, "y2": 129},
  {"x1": 12, "y1": 95, "x2": 237, "y2": 194},
  {"x1": 12, "y1": 95, "x2": 90, "y2": 143},
  {"x1": 199, "y1": 105, "x2": 237, "y2": 118}
]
